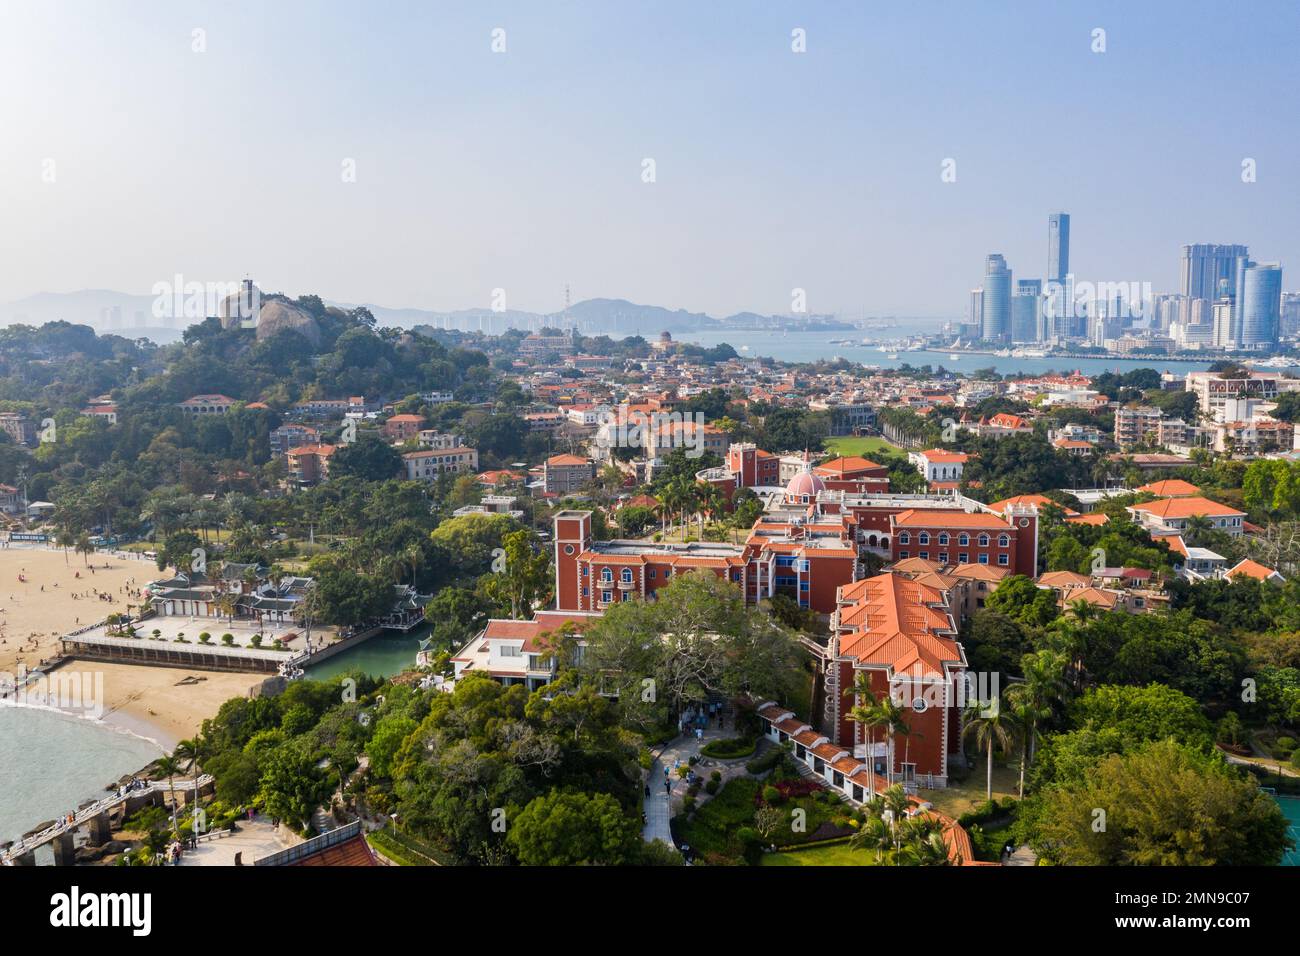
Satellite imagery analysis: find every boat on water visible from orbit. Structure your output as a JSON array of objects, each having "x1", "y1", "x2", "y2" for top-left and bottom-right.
[
  {"x1": 1246, "y1": 355, "x2": 1298, "y2": 368},
  {"x1": 949, "y1": 354, "x2": 961, "y2": 361},
  {"x1": 887, "y1": 353, "x2": 900, "y2": 360}
]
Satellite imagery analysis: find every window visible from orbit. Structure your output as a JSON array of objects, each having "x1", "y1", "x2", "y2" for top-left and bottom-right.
[
  {"x1": 621, "y1": 568, "x2": 633, "y2": 583},
  {"x1": 938, "y1": 553, "x2": 948, "y2": 564},
  {"x1": 919, "y1": 551, "x2": 929, "y2": 561},
  {"x1": 601, "y1": 590, "x2": 613, "y2": 603},
  {"x1": 601, "y1": 568, "x2": 613, "y2": 582},
  {"x1": 978, "y1": 554, "x2": 989, "y2": 565},
  {"x1": 499, "y1": 644, "x2": 521, "y2": 657},
  {"x1": 918, "y1": 532, "x2": 930, "y2": 545},
  {"x1": 647, "y1": 568, "x2": 656, "y2": 579},
  {"x1": 899, "y1": 532, "x2": 910, "y2": 545},
  {"x1": 938, "y1": 533, "x2": 949, "y2": 546},
  {"x1": 998, "y1": 554, "x2": 1009, "y2": 566},
  {"x1": 959, "y1": 553, "x2": 968, "y2": 564},
  {"x1": 899, "y1": 550, "x2": 909, "y2": 559},
  {"x1": 978, "y1": 534, "x2": 990, "y2": 547},
  {"x1": 958, "y1": 533, "x2": 970, "y2": 546},
  {"x1": 998, "y1": 534, "x2": 1010, "y2": 548}
]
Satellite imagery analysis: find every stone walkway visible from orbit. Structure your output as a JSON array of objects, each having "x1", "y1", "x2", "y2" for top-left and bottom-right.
[{"x1": 642, "y1": 715, "x2": 752, "y2": 848}]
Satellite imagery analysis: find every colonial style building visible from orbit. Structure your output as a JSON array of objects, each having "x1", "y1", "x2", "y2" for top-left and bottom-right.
[{"x1": 402, "y1": 447, "x2": 479, "y2": 481}]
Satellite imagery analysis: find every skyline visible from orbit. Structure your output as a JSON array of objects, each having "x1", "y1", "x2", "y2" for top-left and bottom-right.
[{"x1": 2, "y1": 0, "x2": 1298, "y2": 319}]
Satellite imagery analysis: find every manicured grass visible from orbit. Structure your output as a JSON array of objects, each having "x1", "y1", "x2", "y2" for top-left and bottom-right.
[
  {"x1": 760, "y1": 839, "x2": 884, "y2": 867},
  {"x1": 917, "y1": 764, "x2": 1020, "y2": 820},
  {"x1": 823, "y1": 435, "x2": 901, "y2": 459}
]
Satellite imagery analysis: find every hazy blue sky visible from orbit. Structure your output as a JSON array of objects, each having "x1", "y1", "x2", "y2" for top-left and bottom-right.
[{"x1": 2, "y1": 0, "x2": 1297, "y2": 318}]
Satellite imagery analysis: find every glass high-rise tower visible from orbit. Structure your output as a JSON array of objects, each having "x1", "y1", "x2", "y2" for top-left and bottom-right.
[
  {"x1": 1180, "y1": 244, "x2": 1249, "y2": 303},
  {"x1": 981, "y1": 254, "x2": 1012, "y2": 343},
  {"x1": 1234, "y1": 259, "x2": 1283, "y2": 350},
  {"x1": 1047, "y1": 213, "x2": 1069, "y2": 285},
  {"x1": 1012, "y1": 279, "x2": 1043, "y2": 343}
]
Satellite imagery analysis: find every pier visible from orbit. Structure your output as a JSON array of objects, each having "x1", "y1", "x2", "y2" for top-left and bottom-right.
[{"x1": 1, "y1": 774, "x2": 214, "y2": 866}]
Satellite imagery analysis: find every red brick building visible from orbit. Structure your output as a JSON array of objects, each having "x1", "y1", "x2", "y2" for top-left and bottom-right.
[
  {"x1": 553, "y1": 509, "x2": 857, "y2": 614},
  {"x1": 819, "y1": 572, "x2": 970, "y2": 788}
]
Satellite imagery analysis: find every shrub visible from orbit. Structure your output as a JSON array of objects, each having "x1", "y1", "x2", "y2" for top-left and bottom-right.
[
  {"x1": 1292, "y1": 750, "x2": 1300, "y2": 769},
  {"x1": 705, "y1": 779, "x2": 720, "y2": 795},
  {"x1": 746, "y1": 748, "x2": 783, "y2": 775},
  {"x1": 700, "y1": 736, "x2": 758, "y2": 760},
  {"x1": 762, "y1": 785, "x2": 783, "y2": 805},
  {"x1": 710, "y1": 770, "x2": 722, "y2": 782},
  {"x1": 198, "y1": 632, "x2": 212, "y2": 644},
  {"x1": 221, "y1": 633, "x2": 235, "y2": 646},
  {"x1": 682, "y1": 795, "x2": 696, "y2": 813}
]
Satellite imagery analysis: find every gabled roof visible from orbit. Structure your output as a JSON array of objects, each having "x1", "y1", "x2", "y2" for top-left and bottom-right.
[
  {"x1": 837, "y1": 574, "x2": 961, "y2": 679},
  {"x1": 1136, "y1": 478, "x2": 1200, "y2": 498},
  {"x1": 1227, "y1": 559, "x2": 1283, "y2": 583},
  {"x1": 1037, "y1": 570, "x2": 1090, "y2": 589},
  {"x1": 1128, "y1": 496, "x2": 1245, "y2": 519},
  {"x1": 893, "y1": 509, "x2": 1011, "y2": 530}
]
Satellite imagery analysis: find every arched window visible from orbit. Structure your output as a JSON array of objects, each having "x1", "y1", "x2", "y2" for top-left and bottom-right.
[
  {"x1": 998, "y1": 534, "x2": 1010, "y2": 548},
  {"x1": 601, "y1": 568, "x2": 613, "y2": 582},
  {"x1": 918, "y1": 532, "x2": 930, "y2": 545},
  {"x1": 621, "y1": 568, "x2": 633, "y2": 583},
  {"x1": 938, "y1": 533, "x2": 949, "y2": 546},
  {"x1": 899, "y1": 532, "x2": 910, "y2": 545},
  {"x1": 958, "y1": 533, "x2": 970, "y2": 546},
  {"x1": 978, "y1": 534, "x2": 990, "y2": 547}
]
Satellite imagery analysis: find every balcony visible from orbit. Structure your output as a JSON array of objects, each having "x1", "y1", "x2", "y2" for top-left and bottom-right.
[{"x1": 617, "y1": 579, "x2": 636, "y2": 590}]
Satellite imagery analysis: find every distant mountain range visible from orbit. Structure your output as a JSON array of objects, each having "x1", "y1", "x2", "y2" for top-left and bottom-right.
[{"x1": 0, "y1": 289, "x2": 853, "y2": 343}]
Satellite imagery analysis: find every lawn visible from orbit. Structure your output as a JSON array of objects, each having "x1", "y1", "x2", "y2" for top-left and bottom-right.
[
  {"x1": 916, "y1": 764, "x2": 1020, "y2": 820},
  {"x1": 760, "y1": 839, "x2": 884, "y2": 866},
  {"x1": 823, "y1": 435, "x2": 901, "y2": 459}
]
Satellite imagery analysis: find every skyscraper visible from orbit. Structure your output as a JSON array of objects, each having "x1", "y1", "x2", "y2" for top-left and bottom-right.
[
  {"x1": 966, "y1": 287, "x2": 984, "y2": 339},
  {"x1": 1047, "y1": 213, "x2": 1069, "y2": 286},
  {"x1": 1012, "y1": 278, "x2": 1043, "y2": 343},
  {"x1": 981, "y1": 255, "x2": 1012, "y2": 343},
  {"x1": 1234, "y1": 259, "x2": 1282, "y2": 350},
  {"x1": 1180, "y1": 244, "x2": 1249, "y2": 303}
]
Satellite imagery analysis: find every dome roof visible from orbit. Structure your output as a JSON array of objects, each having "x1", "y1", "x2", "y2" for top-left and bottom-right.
[{"x1": 785, "y1": 469, "x2": 825, "y2": 500}]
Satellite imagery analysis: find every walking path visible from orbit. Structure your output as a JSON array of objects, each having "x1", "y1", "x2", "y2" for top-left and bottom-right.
[{"x1": 641, "y1": 713, "x2": 747, "y2": 847}]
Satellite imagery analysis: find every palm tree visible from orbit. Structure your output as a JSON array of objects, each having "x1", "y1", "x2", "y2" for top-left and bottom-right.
[
  {"x1": 848, "y1": 812, "x2": 892, "y2": 864},
  {"x1": 214, "y1": 590, "x2": 239, "y2": 626},
  {"x1": 880, "y1": 784, "x2": 912, "y2": 861},
  {"x1": 1008, "y1": 648, "x2": 1069, "y2": 773},
  {"x1": 173, "y1": 736, "x2": 204, "y2": 827},
  {"x1": 898, "y1": 818, "x2": 951, "y2": 866},
  {"x1": 844, "y1": 673, "x2": 883, "y2": 793},
  {"x1": 75, "y1": 533, "x2": 93, "y2": 565},
  {"x1": 962, "y1": 697, "x2": 1018, "y2": 802},
  {"x1": 55, "y1": 528, "x2": 74, "y2": 565},
  {"x1": 1185, "y1": 513, "x2": 1214, "y2": 547},
  {"x1": 874, "y1": 695, "x2": 910, "y2": 788},
  {"x1": 1001, "y1": 695, "x2": 1038, "y2": 800},
  {"x1": 155, "y1": 755, "x2": 183, "y2": 831}
]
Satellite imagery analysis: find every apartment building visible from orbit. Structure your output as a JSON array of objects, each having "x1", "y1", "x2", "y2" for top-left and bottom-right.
[
  {"x1": 543, "y1": 454, "x2": 595, "y2": 494},
  {"x1": 1114, "y1": 406, "x2": 1163, "y2": 449},
  {"x1": 402, "y1": 447, "x2": 480, "y2": 481}
]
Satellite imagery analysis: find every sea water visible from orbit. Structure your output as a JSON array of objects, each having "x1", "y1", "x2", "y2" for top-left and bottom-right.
[{"x1": 0, "y1": 705, "x2": 163, "y2": 846}]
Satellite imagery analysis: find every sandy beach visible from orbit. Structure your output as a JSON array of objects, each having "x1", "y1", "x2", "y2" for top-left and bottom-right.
[
  {"x1": 48, "y1": 661, "x2": 261, "y2": 750},
  {"x1": 0, "y1": 547, "x2": 261, "y2": 749},
  {"x1": 0, "y1": 546, "x2": 151, "y2": 673}
]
